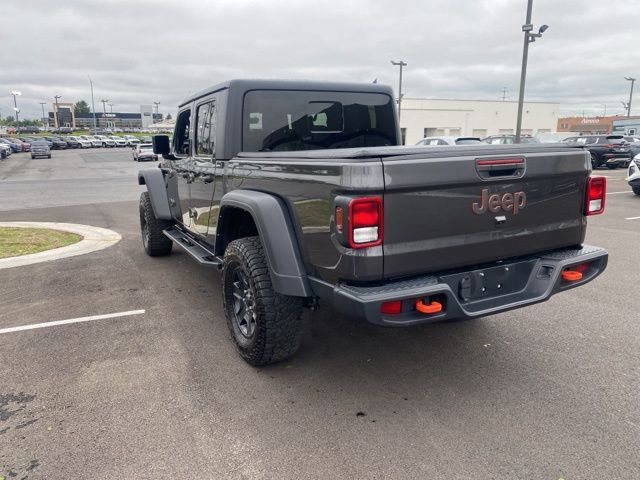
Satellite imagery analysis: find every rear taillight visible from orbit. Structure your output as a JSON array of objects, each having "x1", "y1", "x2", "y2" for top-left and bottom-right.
[
  {"x1": 347, "y1": 197, "x2": 383, "y2": 248},
  {"x1": 585, "y1": 176, "x2": 606, "y2": 215}
]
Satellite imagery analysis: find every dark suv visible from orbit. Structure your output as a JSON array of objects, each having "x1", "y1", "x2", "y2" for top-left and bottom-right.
[{"x1": 564, "y1": 135, "x2": 630, "y2": 169}]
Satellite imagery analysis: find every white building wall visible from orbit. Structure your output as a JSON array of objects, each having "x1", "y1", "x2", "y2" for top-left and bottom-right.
[
  {"x1": 140, "y1": 104, "x2": 153, "y2": 128},
  {"x1": 400, "y1": 98, "x2": 559, "y2": 145}
]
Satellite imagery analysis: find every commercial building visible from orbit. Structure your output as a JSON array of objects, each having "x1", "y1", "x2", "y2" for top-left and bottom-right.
[
  {"x1": 399, "y1": 98, "x2": 559, "y2": 144},
  {"x1": 48, "y1": 108, "x2": 162, "y2": 130},
  {"x1": 611, "y1": 117, "x2": 640, "y2": 136},
  {"x1": 556, "y1": 115, "x2": 622, "y2": 135}
]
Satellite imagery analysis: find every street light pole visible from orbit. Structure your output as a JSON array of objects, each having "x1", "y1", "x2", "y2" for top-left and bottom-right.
[
  {"x1": 10, "y1": 91, "x2": 22, "y2": 123},
  {"x1": 101, "y1": 99, "x2": 108, "y2": 115},
  {"x1": 54, "y1": 95, "x2": 61, "y2": 129},
  {"x1": 390, "y1": 60, "x2": 407, "y2": 124},
  {"x1": 39, "y1": 102, "x2": 47, "y2": 128},
  {"x1": 624, "y1": 77, "x2": 636, "y2": 117},
  {"x1": 515, "y1": 0, "x2": 548, "y2": 143},
  {"x1": 88, "y1": 75, "x2": 97, "y2": 129}
]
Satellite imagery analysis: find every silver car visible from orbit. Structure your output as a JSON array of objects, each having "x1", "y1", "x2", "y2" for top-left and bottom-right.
[
  {"x1": 30, "y1": 140, "x2": 51, "y2": 159},
  {"x1": 416, "y1": 136, "x2": 483, "y2": 146}
]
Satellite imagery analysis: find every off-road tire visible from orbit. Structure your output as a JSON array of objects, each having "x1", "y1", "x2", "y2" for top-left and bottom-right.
[
  {"x1": 139, "y1": 191, "x2": 173, "y2": 256},
  {"x1": 632, "y1": 186, "x2": 640, "y2": 196},
  {"x1": 222, "y1": 236, "x2": 304, "y2": 366},
  {"x1": 607, "y1": 164, "x2": 618, "y2": 169}
]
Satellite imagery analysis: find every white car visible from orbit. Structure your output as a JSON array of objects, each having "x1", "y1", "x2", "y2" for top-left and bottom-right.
[
  {"x1": 95, "y1": 135, "x2": 116, "y2": 148},
  {"x1": 416, "y1": 136, "x2": 483, "y2": 146},
  {"x1": 123, "y1": 135, "x2": 140, "y2": 146},
  {"x1": 68, "y1": 135, "x2": 92, "y2": 148},
  {"x1": 110, "y1": 136, "x2": 128, "y2": 147},
  {"x1": 80, "y1": 135, "x2": 102, "y2": 148},
  {"x1": 132, "y1": 143, "x2": 157, "y2": 161},
  {"x1": 627, "y1": 153, "x2": 640, "y2": 196}
]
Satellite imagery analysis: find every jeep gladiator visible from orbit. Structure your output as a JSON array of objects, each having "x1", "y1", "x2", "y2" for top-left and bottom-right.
[{"x1": 138, "y1": 79, "x2": 608, "y2": 365}]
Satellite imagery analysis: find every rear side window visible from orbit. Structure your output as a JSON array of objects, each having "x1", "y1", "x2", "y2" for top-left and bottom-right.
[
  {"x1": 242, "y1": 90, "x2": 396, "y2": 151},
  {"x1": 196, "y1": 101, "x2": 216, "y2": 157}
]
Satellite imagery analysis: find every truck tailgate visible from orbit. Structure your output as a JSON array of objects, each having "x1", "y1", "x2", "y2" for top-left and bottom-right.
[{"x1": 381, "y1": 147, "x2": 590, "y2": 279}]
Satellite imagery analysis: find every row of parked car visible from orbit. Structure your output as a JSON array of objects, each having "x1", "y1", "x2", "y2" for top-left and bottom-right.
[{"x1": 415, "y1": 134, "x2": 640, "y2": 169}]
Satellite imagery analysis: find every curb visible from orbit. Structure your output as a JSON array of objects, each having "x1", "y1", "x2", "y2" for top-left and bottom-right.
[{"x1": 0, "y1": 222, "x2": 122, "y2": 270}]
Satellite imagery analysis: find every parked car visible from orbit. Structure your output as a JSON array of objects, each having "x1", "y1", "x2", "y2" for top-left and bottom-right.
[
  {"x1": 139, "y1": 79, "x2": 608, "y2": 366},
  {"x1": 482, "y1": 135, "x2": 540, "y2": 144},
  {"x1": 61, "y1": 136, "x2": 80, "y2": 149},
  {"x1": 3, "y1": 137, "x2": 30, "y2": 152},
  {"x1": 627, "y1": 153, "x2": 640, "y2": 195},
  {"x1": 43, "y1": 136, "x2": 68, "y2": 149},
  {"x1": 123, "y1": 135, "x2": 141, "y2": 146},
  {"x1": 0, "y1": 144, "x2": 10, "y2": 159},
  {"x1": 564, "y1": 135, "x2": 630, "y2": 169},
  {"x1": 0, "y1": 137, "x2": 21, "y2": 153},
  {"x1": 623, "y1": 136, "x2": 640, "y2": 159},
  {"x1": 17, "y1": 126, "x2": 41, "y2": 134},
  {"x1": 21, "y1": 136, "x2": 52, "y2": 148},
  {"x1": 416, "y1": 136, "x2": 482, "y2": 146},
  {"x1": 133, "y1": 143, "x2": 157, "y2": 161},
  {"x1": 110, "y1": 136, "x2": 128, "y2": 147},
  {"x1": 30, "y1": 140, "x2": 51, "y2": 159},
  {"x1": 86, "y1": 135, "x2": 103, "y2": 147},
  {"x1": 95, "y1": 135, "x2": 116, "y2": 148},
  {"x1": 69, "y1": 136, "x2": 92, "y2": 148}
]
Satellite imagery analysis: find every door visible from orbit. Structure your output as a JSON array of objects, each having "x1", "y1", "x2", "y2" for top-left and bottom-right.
[
  {"x1": 190, "y1": 97, "x2": 221, "y2": 245},
  {"x1": 171, "y1": 107, "x2": 193, "y2": 228}
]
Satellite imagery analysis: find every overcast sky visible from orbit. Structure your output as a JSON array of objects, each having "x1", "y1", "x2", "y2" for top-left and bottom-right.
[{"x1": 2, "y1": 0, "x2": 639, "y2": 120}]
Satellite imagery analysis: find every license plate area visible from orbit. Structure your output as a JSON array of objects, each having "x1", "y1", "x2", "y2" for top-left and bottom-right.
[{"x1": 439, "y1": 260, "x2": 536, "y2": 303}]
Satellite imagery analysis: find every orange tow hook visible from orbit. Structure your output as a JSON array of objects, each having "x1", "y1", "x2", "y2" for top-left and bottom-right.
[
  {"x1": 561, "y1": 270, "x2": 583, "y2": 282},
  {"x1": 414, "y1": 299, "x2": 443, "y2": 314}
]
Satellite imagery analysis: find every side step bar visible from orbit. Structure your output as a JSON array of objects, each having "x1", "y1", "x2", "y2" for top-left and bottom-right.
[{"x1": 163, "y1": 227, "x2": 222, "y2": 268}]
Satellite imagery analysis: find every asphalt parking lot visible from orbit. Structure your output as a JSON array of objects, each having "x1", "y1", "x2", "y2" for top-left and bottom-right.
[{"x1": 1, "y1": 148, "x2": 639, "y2": 479}]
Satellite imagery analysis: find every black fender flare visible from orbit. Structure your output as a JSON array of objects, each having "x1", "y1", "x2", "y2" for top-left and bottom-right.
[
  {"x1": 217, "y1": 190, "x2": 312, "y2": 298},
  {"x1": 137, "y1": 169, "x2": 172, "y2": 220}
]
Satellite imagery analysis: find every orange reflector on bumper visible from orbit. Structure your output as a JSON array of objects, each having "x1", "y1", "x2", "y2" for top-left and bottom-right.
[
  {"x1": 414, "y1": 299, "x2": 443, "y2": 314},
  {"x1": 561, "y1": 270, "x2": 583, "y2": 281}
]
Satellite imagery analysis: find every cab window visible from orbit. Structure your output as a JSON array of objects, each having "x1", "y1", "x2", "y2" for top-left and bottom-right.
[{"x1": 196, "y1": 101, "x2": 216, "y2": 157}]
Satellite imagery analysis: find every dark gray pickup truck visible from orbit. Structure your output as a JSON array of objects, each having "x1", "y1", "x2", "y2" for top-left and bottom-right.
[{"x1": 139, "y1": 79, "x2": 608, "y2": 365}]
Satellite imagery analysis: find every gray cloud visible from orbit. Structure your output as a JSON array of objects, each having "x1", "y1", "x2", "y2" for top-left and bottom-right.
[{"x1": 2, "y1": 0, "x2": 639, "y2": 120}]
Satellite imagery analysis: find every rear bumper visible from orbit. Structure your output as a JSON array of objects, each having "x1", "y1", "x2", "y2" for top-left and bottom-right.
[{"x1": 331, "y1": 245, "x2": 608, "y2": 326}]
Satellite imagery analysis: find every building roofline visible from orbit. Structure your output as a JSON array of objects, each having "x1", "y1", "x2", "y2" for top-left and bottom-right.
[{"x1": 402, "y1": 97, "x2": 559, "y2": 105}]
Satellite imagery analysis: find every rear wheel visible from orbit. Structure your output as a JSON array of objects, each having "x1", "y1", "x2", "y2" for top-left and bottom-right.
[
  {"x1": 222, "y1": 236, "x2": 304, "y2": 366},
  {"x1": 633, "y1": 186, "x2": 640, "y2": 196},
  {"x1": 139, "y1": 192, "x2": 173, "y2": 256},
  {"x1": 607, "y1": 164, "x2": 618, "y2": 169}
]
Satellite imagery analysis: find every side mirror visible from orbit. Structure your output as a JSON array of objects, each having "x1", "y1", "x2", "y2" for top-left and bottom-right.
[{"x1": 152, "y1": 135, "x2": 170, "y2": 155}]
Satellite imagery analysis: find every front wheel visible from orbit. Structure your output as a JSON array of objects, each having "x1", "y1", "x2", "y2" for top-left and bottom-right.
[
  {"x1": 222, "y1": 236, "x2": 304, "y2": 366},
  {"x1": 632, "y1": 186, "x2": 640, "y2": 196},
  {"x1": 139, "y1": 192, "x2": 173, "y2": 256}
]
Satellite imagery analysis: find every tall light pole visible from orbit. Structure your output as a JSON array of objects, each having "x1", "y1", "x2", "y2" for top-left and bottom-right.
[
  {"x1": 153, "y1": 101, "x2": 160, "y2": 123},
  {"x1": 54, "y1": 95, "x2": 62, "y2": 129},
  {"x1": 624, "y1": 77, "x2": 636, "y2": 117},
  {"x1": 88, "y1": 75, "x2": 97, "y2": 129},
  {"x1": 108, "y1": 103, "x2": 114, "y2": 113},
  {"x1": 10, "y1": 91, "x2": 21, "y2": 123},
  {"x1": 101, "y1": 99, "x2": 109, "y2": 115},
  {"x1": 515, "y1": 0, "x2": 548, "y2": 143},
  {"x1": 39, "y1": 102, "x2": 47, "y2": 128},
  {"x1": 390, "y1": 60, "x2": 407, "y2": 126}
]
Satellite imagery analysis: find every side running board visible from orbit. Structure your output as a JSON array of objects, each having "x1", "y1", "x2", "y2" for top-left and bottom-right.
[{"x1": 163, "y1": 227, "x2": 222, "y2": 268}]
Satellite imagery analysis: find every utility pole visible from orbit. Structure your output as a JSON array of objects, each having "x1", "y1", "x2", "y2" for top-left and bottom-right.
[
  {"x1": 54, "y1": 95, "x2": 61, "y2": 129},
  {"x1": 624, "y1": 77, "x2": 636, "y2": 117},
  {"x1": 10, "y1": 91, "x2": 21, "y2": 123},
  {"x1": 515, "y1": 0, "x2": 548, "y2": 142},
  {"x1": 501, "y1": 87, "x2": 508, "y2": 101},
  {"x1": 88, "y1": 75, "x2": 97, "y2": 129},
  {"x1": 390, "y1": 60, "x2": 407, "y2": 124},
  {"x1": 108, "y1": 103, "x2": 114, "y2": 113},
  {"x1": 39, "y1": 102, "x2": 47, "y2": 128},
  {"x1": 101, "y1": 99, "x2": 109, "y2": 115}
]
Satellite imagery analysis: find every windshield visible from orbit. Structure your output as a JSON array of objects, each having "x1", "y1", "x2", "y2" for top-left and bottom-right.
[{"x1": 242, "y1": 90, "x2": 397, "y2": 152}]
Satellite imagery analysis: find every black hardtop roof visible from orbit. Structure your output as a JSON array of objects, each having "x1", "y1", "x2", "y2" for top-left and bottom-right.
[{"x1": 179, "y1": 78, "x2": 394, "y2": 108}]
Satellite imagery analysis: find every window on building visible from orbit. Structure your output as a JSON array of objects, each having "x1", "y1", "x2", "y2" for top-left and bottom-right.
[{"x1": 196, "y1": 101, "x2": 216, "y2": 157}]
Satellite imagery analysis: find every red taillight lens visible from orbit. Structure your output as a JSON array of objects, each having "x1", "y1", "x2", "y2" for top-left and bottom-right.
[
  {"x1": 585, "y1": 176, "x2": 606, "y2": 215},
  {"x1": 380, "y1": 300, "x2": 402, "y2": 314},
  {"x1": 348, "y1": 197, "x2": 383, "y2": 248}
]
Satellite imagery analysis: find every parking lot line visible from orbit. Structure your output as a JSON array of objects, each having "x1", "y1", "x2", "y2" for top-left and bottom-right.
[
  {"x1": 625, "y1": 216, "x2": 640, "y2": 220},
  {"x1": 0, "y1": 309, "x2": 145, "y2": 335},
  {"x1": 607, "y1": 191, "x2": 633, "y2": 195}
]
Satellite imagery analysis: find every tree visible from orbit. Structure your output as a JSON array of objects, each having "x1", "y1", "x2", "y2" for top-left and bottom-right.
[
  {"x1": 166, "y1": 113, "x2": 172, "y2": 120},
  {"x1": 74, "y1": 100, "x2": 90, "y2": 114}
]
